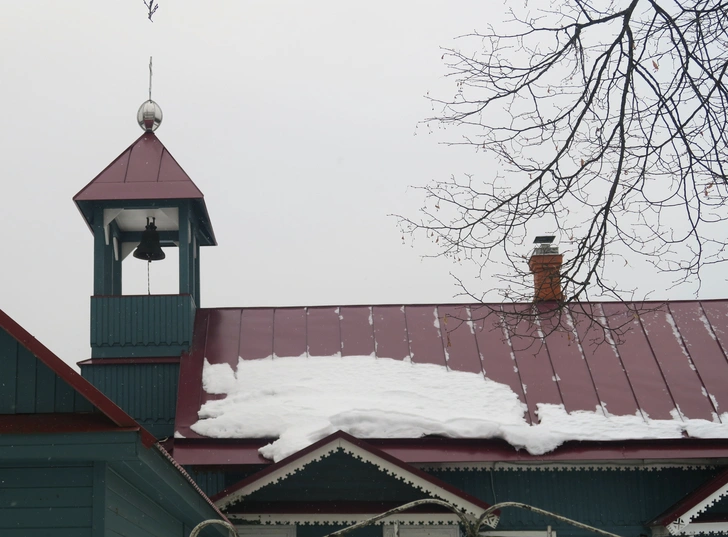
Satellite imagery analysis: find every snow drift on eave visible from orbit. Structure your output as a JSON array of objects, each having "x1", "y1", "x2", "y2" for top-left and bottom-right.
[{"x1": 190, "y1": 355, "x2": 728, "y2": 462}]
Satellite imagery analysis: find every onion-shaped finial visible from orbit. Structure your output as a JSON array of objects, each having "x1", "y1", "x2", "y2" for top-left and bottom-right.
[{"x1": 137, "y1": 100, "x2": 163, "y2": 132}]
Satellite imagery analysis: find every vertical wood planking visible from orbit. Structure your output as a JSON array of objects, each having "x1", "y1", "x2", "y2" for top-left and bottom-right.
[
  {"x1": 307, "y1": 307, "x2": 341, "y2": 357},
  {"x1": 372, "y1": 306, "x2": 410, "y2": 360},
  {"x1": 0, "y1": 328, "x2": 18, "y2": 413},
  {"x1": 405, "y1": 306, "x2": 446, "y2": 366},
  {"x1": 340, "y1": 306, "x2": 375, "y2": 357},
  {"x1": 35, "y1": 360, "x2": 57, "y2": 413},
  {"x1": 239, "y1": 309, "x2": 275, "y2": 360},
  {"x1": 15, "y1": 345, "x2": 37, "y2": 413}
]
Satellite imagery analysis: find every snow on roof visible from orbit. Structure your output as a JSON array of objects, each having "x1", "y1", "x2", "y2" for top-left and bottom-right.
[
  {"x1": 176, "y1": 302, "x2": 728, "y2": 463},
  {"x1": 190, "y1": 354, "x2": 728, "y2": 462}
]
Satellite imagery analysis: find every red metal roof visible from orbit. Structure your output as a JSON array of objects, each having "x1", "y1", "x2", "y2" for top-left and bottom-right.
[
  {"x1": 174, "y1": 301, "x2": 728, "y2": 462},
  {"x1": 73, "y1": 132, "x2": 204, "y2": 202}
]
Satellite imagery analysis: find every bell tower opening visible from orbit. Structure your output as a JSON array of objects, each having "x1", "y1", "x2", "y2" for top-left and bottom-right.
[{"x1": 73, "y1": 100, "x2": 216, "y2": 359}]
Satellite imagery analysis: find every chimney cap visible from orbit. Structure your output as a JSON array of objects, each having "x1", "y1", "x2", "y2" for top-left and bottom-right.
[{"x1": 533, "y1": 235, "x2": 556, "y2": 244}]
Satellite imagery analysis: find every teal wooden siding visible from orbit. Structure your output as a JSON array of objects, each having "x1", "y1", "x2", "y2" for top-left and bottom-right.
[
  {"x1": 428, "y1": 467, "x2": 722, "y2": 537},
  {"x1": 105, "y1": 465, "x2": 184, "y2": 537},
  {"x1": 81, "y1": 362, "x2": 180, "y2": 438},
  {"x1": 0, "y1": 462, "x2": 93, "y2": 537},
  {"x1": 90, "y1": 294, "x2": 195, "y2": 358},
  {"x1": 0, "y1": 327, "x2": 93, "y2": 414}
]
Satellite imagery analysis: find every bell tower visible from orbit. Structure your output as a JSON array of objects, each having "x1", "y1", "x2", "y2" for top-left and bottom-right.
[{"x1": 74, "y1": 100, "x2": 216, "y2": 359}]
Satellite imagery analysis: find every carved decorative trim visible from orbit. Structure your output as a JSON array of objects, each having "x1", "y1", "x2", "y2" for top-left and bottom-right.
[
  {"x1": 230, "y1": 514, "x2": 465, "y2": 526},
  {"x1": 678, "y1": 522, "x2": 728, "y2": 535},
  {"x1": 665, "y1": 483, "x2": 728, "y2": 535},
  {"x1": 415, "y1": 462, "x2": 718, "y2": 472},
  {"x1": 218, "y1": 437, "x2": 498, "y2": 528}
]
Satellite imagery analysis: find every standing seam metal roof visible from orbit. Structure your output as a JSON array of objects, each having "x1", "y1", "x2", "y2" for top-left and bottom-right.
[{"x1": 175, "y1": 300, "x2": 728, "y2": 444}]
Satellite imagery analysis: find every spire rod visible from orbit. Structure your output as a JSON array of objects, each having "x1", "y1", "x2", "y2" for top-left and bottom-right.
[{"x1": 148, "y1": 56, "x2": 153, "y2": 102}]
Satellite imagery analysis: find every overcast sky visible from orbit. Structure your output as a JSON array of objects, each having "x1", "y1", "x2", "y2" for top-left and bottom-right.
[{"x1": 0, "y1": 1, "x2": 723, "y2": 367}]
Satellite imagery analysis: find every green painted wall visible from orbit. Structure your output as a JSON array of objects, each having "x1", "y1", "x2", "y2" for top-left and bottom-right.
[
  {"x1": 0, "y1": 462, "x2": 93, "y2": 537},
  {"x1": 0, "y1": 328, "x2": 93, "y2": 415},
  {"x1": 196, "y1": 462, "x2": 725, "y2": 537},
  {"x1": 90, "y1": 294, "x2": 195, "y2": 358},
  {"x1": 104, "y1": 466, "x2": 185, "y2": 537},
  {"x1": 428, "y1": 466, "x2": 722, "y2": 537},
  {"x1": 81, "y1": 362, "x2": 179, "y2": 439}
]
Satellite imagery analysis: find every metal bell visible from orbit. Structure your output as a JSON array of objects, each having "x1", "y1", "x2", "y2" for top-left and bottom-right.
[{"x1": 133, "y1": 217, "x2": 166, "y2": 262}]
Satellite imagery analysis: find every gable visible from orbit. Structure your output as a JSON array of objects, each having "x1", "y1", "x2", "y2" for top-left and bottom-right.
[
  {"x1": 0, "y1": 309, "x2": 154, "y2": 444},
  {"x1": 213, "y1": 432, "x2": 498, "y2": 528},
  {"x1": 650, "y1": 468, "x2": 728, "y2": 535},
  {"x1": 0, "y1": 327, "x2": 93, "y2": 415}
]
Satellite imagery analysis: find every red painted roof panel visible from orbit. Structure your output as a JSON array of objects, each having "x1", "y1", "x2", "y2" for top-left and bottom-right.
[
  {"x1": 175, "y1": 301, "x2": 728, "y2": 458},
  {"x1": 273, "y1": 308, "x2": 306, "y2": 358},
  {"x1": 602, "y1": 303, "x2": 677, "y2": 420},
  {"x1": 438, "y1": 305, "x2": 482, "y2": 374},
  {"x1": 74, "y1": 132, "x2": 205, "y2": 202},
  {"x1": 406, "y1": 306, "x2": 446, "y2": 366},
  {"x1": 307, "y1": 307, "x2": 341, "y2": 357},
  {"x1": 239, "y1": 309, "x2": 274, "y2": 361},
  {"x1": 573, "y1": 304, "x2": 640, "y2": 416},
  {"x1": 541, "y1": 311, "x2": 601, "y2": 413},
  {"x1": 339, "y1": 306, "x2": 375, "y2": 357},
  {"x1": 640, "y1": 307, "x2": 715, "y2": 420},
  {"x1": 372, "y1": 305, "x2": 410, "y2": 361}
]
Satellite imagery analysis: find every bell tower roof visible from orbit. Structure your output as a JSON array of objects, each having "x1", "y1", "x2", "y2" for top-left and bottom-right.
[{"x1": 74, "y1": 131, "x2": 216, "y2": 246}]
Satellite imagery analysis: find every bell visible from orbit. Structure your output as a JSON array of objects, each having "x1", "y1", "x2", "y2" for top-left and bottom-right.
[{"x1": 133, "y1": 217, "x2": 166, "y2": 262}]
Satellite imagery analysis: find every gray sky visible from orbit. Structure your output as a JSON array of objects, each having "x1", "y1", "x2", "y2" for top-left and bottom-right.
[{"x1": 0, "y1": 1, "x2": 723, "y2": 367}]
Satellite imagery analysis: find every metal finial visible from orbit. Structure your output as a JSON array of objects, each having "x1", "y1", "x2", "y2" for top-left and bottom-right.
[
  {"x1": 137, "y1": 100, "x2": 163, "y2": 132},
  {"x1": 137, "y1": 56, "x2": 163, "y2": 132}
]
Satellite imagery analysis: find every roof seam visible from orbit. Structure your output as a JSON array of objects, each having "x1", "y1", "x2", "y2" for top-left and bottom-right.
[
  {"x1": 566, "y1": 307, "x2": 604, "y2": 414},
  {"x1": 538, "y1": 312, "x2": 566, "y2": 410},
  {"x1": 669, "y1": 303, "x2": 721, "y2": 423},
  {"x1": 601, "y1": 304, "x2": 646, "y2": 422},
  {"x1": 500, "y1": 305, "x2": 533, "y2": 426},
  {"x1": 467, "y1": 306, "x2": 487, "y2": 380},
  {"x1": 637, "y1": 311, "x2": 684, "y2": 422}
]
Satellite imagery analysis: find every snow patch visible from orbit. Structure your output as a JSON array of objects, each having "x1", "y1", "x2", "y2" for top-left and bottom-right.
[{"x1": 190, "y1": 355, "x2": 728, "y2": 463}]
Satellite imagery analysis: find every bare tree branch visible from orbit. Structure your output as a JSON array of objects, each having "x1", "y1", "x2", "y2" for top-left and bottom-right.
[{"x1": 399, "y1": 0, "x2": 728, "y2": 322}]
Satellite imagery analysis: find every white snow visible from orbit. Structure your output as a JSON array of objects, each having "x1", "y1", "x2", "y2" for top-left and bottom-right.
[{"x1": 190, "y1": 355, "x2": 728, "y2": 462}]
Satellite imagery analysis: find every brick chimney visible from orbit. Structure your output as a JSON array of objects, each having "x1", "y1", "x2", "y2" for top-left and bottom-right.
[{"x1": 528, "y1": 236, "x2": 564, "y2": 302}]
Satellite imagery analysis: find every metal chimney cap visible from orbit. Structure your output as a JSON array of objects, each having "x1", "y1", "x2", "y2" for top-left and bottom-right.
[{"x1": 533, "y1": 235, "x2": 556, "y2": 244}]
